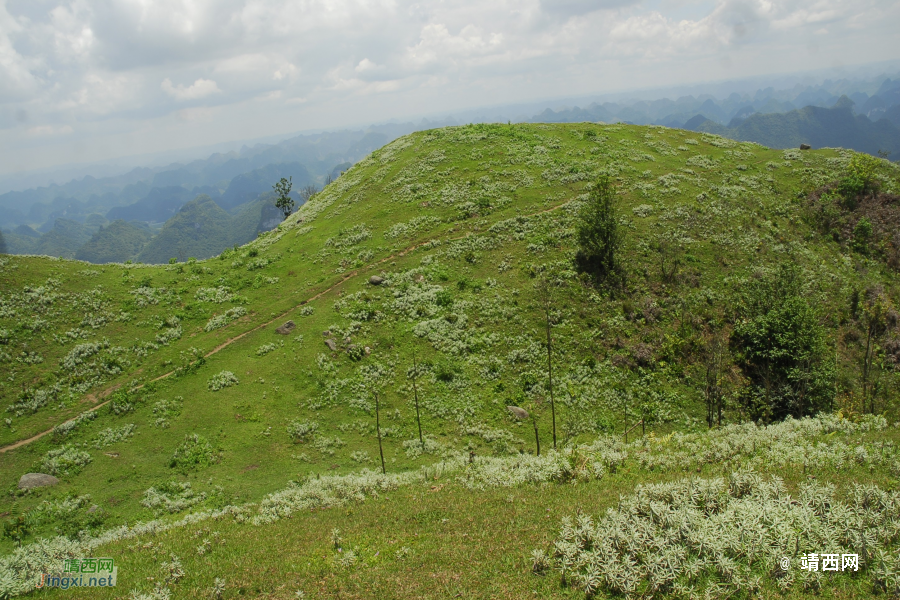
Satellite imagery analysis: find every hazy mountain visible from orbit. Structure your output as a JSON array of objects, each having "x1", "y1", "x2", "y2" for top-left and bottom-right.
[
  {"x1": 137, "y1": 195, "x2": 234, "y2": 263},
  {"x1": 33, "y1": 219, "x2": 95, "y2": 259},
  {"x1": 106, "y1": 186, "x2": 201, "y2": 223},
  {"x1": 686, "y1": 99, "x2": 900, "y2": 155},
  {"x1": 0, "y1": 128, "x2": 400, "y2": 229},
  {"x1": 74, "y1": 220, "x2": 153, "y2": 264},
  {"x1": 4, "y1": 70, "x2": 900, "y2": 234},
  {"x1": 228, "y1": 194, "x2": 291, "y2": 246},
  {"x1": 217, "y1": 162, "x2": 312, "y2": 210}
]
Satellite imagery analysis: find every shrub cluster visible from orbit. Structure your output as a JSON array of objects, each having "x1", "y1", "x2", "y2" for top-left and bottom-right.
[
  {"x1": 141, "y1": 481, "x2": 207, "y2": 515},
  {"x1": 542, "y1": 471, "x2": 900, "y2": 597},
  {"x1": 204, "y1": 307, "x2": 247, "y2": 332},
  {"x1": 40, "y1": 446, "x2": 92, "y2": 476},
  {"x1": 169, "y1": 434, "x2": 218, "y2": 472},
  {"x1": 207, "y1": 371, "x2": 239, "y2": 392}
]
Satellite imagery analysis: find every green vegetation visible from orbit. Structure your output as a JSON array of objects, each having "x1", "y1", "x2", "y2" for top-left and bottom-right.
[
  {"x1": 74, "y1": 220, "x2": 152, "y2": 264},
  {"x1": 273, "y1": 176, "x2": 295, "y2": 221},
  {"x1": 34, "y1": 219, "x2": 94, "y2": 259},
  {"x1": 0, "y1": 123, "x2": 898, "y2": 598},
  {"x1": 575, "y1": 174, "x2": 623, "y2": 288},
  {"x1": 731, "y1": 262, "x2": 835, "y2": 421}
]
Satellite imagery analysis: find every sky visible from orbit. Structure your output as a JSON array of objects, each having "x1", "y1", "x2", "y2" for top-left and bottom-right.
[{"x1": 1, "y1": 0, "x2": 899, "y2": 177}]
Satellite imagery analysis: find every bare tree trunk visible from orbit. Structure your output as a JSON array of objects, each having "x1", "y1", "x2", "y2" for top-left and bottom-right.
[
  {"x1": 375, "y1": 391, "x2": 385, "y2": 474},
  {"x1": 546, "y1": 310, "x2": 556, "y2": 450},
  {"x1": 412, "y1": 352, "x2": 423, "y2": 445},
  {"x1": 533, "y1": 418, "x2": 540, "y2": 456},
  {"x1": 863, "y1": 325, "x2": 874, "y2": 414}
]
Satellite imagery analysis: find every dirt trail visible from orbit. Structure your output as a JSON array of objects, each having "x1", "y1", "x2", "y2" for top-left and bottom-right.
[{"x1": 0, "y1": 200, "x2": 571, "y2": 454}]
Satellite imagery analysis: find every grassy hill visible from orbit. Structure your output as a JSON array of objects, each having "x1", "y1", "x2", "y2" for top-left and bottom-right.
[
  {"x1": 136, "y1": 195, "x2": 237, "y2": 264},
  {"x1": 1, "y1": 123, "x2": 900, "y2": 598},
  {"x1": 74, "y1": 221, "x2": 153, "y2": 264}
]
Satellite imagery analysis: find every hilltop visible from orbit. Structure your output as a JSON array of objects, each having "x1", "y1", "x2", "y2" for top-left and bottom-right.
[{"x1": 1, "y1": 123, "x2": 900, "y2": 598}]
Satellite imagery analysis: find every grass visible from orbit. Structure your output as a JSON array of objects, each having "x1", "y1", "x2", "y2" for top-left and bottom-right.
[
  {"x1": 1, "y1": 122, "x2": 899, "y2": 597},
  {"x1": 28, "y1": 418, "x2": 900, "y2": 599}
]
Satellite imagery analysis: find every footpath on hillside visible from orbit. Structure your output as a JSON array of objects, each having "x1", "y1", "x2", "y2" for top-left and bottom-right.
[{"x1": 0, "y1": 199, "x2": 573, "y2": 453}]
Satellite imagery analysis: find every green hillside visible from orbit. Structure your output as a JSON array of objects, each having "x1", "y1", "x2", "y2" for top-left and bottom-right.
[
  {"x1": 74, "y1": 221, "x2": 153, "y2": 264},
  {"x1": 33, "y1": 219, "x2": 95, "y2": 259},
  {"x1": 1, "y1": 123, "x2": 900, "y2": 599},
  {"x1": 137, "y1": 195, "x2": 235, "y2": 263}
]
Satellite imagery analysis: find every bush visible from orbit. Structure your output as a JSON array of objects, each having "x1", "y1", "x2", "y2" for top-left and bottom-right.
[
  {"x1": 731, "y1": 263, "x2": 835, "y2": 421},
  {"x1": 543, "y1": 472, "x2": 900, "y2": 598},
  {"x1": 52, "y1": 411, "x2": 97, "y2": 438},
  {"x1": 204, "y1": 307, "x2": 247, "y2": 332},
  {"x1": 108, "y1": 389, "x2": 134, "y2": 415},
  {"x1": 837, "y1": 153, "x2": 880, "y2": 206},
  {"x1": 141, "y1": 481, "x2": 207, "y2": 514},
  {"x1": 169, "y1": 434, "x2": 217, "y2": 472},
  {"x1": 207, "y1": 371, "x2": 239, "y2": 392},
  {"x1": 852, "y1": 217, "x2": 873, "y2": 254},
  {"x1": 574, "y1": 175, "x2": 623, "y2": 287},
  {"x1": 40, "y1": 446, "x2": 92, "y2": 476},
  {"x1": 255, "y1": 343, "x2": 277, "y2": 356},
  {"x1": 287, "y1": 420, "x2": 318, "y2": 442},
  {"x1": 92, "y1": 424, "x2": 136, "y2": 449}
]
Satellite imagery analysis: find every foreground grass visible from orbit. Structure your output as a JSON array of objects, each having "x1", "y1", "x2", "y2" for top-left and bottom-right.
[{"x1": 23, "y1": 419, "x2": 900, "y2": 599}]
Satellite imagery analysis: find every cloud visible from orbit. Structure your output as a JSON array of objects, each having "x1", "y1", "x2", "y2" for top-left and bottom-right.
[
  {"x1": 540, "y1": 0, "x2": 639, "y2": 18},
  {"x1": 161, "y1": 78, "x2": 222, "y2": 101},
  {"x1": 405, "y1": 23, "x2": 505, "y2": 72},
  {"x1": 27, "y1": 125, "x2": 73, "y2": 136},
  {"x1": 1, "y1": 0, "x2": 899, "y2": 174}
]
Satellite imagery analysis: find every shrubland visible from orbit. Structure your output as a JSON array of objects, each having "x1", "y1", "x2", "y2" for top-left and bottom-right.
[{"x1": 0, "y1": 123, "x2": 899, "y2": 598}]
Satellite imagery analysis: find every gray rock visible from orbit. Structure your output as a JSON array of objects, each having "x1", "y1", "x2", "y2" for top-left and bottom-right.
[
  {"x1": 275, "y1": 320, "x2": 296, "y2": 335},
  {"x1": 324, "y1": 338, "x2": 338, "y2": 351},
  {"x1": 323, "y1": 330, "x2": 332, "y2": 337},
  {"x1": 364, "y1": 346, "x2": 371, "y2": 356},
  {"x1": 507, "y1": 406, "x2": 529, "y2": 421},
  {"x1": 18, "y1": 473, "x2": 59, "y2": 489},
  {"x1": 800, "y1": 143, "x2": 811, "y2": 150},
  {"x1": 369, "y1": 275, "x2": 384, "y2": 285},
  {"x1": 87, "y1": 505, "x2": 99, "y2": 514}
]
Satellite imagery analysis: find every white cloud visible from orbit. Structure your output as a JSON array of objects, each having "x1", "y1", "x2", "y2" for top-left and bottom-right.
[
  {"x1": 406, "y1": 23, "x2": 506, "y2": 71},
  {"x1": 161, "y1": 77, "x2": 221, "y2": 100},
  {"x1": 1, "y1": 0, "x2": 899, "y2": 174},
  {"x1": 27, "y1": 125, "x2": 73, "y2": 136}
]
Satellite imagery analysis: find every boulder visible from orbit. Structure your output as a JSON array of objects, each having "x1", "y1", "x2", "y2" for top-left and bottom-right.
[
  {"x1": 800, "y1": 143, "x2": 811, "y2": 150},
  {"x1": 507, "y1": 406, "x2": 529, "y2": 421},
  {"x1": 18, "y1": 473, "x2": 59, "y2": 489},
  {"x1": 275, "y1": 320, "x2": 296, "y2": 335},
  {"x1": 324, "y1": 338, "x2": 338, "y2": 351},
  {"x1": 369, "y1": 276, "x2": 384, "y2": 286},
  {"x1": 323, "y1": 330, "x2": 332, "y2": 337}
]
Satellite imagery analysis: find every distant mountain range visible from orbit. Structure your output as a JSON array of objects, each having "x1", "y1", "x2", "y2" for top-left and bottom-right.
[
  {"x1": 3, "y1": 72, "x2": 900, "y2": 264},
  {"x1": 684, "y1": 99, "x2": 900, "y2": 156},
  {"x1": 0, "y1": 126, "x2": 408, "y2": 231},
  {"x1": 527, "y1": 77, "x2": 900, "y2": 130},
  {"x1": 1, "y1": 191, "x2": 301, "y2": 264}
]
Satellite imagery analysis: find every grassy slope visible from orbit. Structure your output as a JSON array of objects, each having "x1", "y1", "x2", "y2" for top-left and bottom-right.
[{"x1": 1, "y1": 123, "x2": 900, "y2": 597}]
